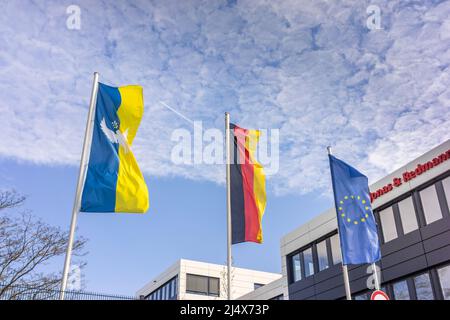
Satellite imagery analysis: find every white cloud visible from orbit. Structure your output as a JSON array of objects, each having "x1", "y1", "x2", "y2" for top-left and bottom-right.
[{"x1": 0, "y1": 0, "x2": 449, "y2": 196}]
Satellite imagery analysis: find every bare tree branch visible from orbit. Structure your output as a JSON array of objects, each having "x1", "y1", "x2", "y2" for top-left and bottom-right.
[
  {"x1": 0, "y1": 190, "x2": 25, "y2": 211},
  {"x1": 0, "y1": 191, "x2": 88, "y2": 299}
]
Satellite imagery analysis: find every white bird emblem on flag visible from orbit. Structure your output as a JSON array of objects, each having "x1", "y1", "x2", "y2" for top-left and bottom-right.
[{"x1": 100, "y1": 118, "x2": 130, "y2": 153}]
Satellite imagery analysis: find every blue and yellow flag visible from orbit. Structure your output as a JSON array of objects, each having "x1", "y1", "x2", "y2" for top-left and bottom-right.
[
  {"x1": 80, "y1": 83, "x2": 149, "y2": 213},
  {"x1": 329, "y1": 155, "x2": 380, "y2": 265}
]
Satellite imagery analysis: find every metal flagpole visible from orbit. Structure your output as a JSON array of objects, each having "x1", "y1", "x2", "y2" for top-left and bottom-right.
[
  {"x1": 327, "y1": 146, "x2": 352, "y2": 301},
  {"x1": 59, "y1": 72, "x2": 99, "y2": 300},
  {"x1": 372, "y1": 262, "x2": 381, "y2": 290},
  {"x1": 342, "y1": 265, "x2": 352, "y2": 300},
  {"x1": 225, "y1": 112, "x2": 232, "y2": 300}
]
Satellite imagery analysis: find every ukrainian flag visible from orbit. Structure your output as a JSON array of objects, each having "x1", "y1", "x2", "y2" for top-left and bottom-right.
[{"x1": 80, "y1": 83, "x2": 149, "y2": 213}]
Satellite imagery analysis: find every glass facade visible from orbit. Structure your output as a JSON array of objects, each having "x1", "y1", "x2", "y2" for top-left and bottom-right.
[
  {"x1": 303, "y1": 248, "x2": 314, "y2": 277},
  {"x1": 292, "y1": 253, "x2": 302, "y2": 282},
  {"x1": 379, "y1": 206, "x2": 397, "y2": 242},
  {"x1": 289, "y1": 233, "x2": 344, "y2": 284},
  {"x1": 420, "y1": 185, "x2": 442, "y2": 224},
  {"x1": 398, "y1": 197, "x2": 418, "y2": 234},
  {"x1": 375, "y1": 177, "x2": 449, "y2": 245},
  {"x1": 286, "y1": 174, "x2": 450, "y2": 298},
  {"x1": 414, "y1": 273, "x2": 434, "y2": 300},
  {"x1": 317, "y1": 240, "x2": 329, "y2": 271},
  {"x1": 438, "y1": 264, "x2": 450, "y2": 300},
  {"x1": 330, "y1": 234, "x2": 342, "y2": 265},
  {"x1": 147, "y1": 276, "x2": 178, "y2": 300},
  {"x1": 354, "y1": 292, "x2": 370, "y2": 300},
  {"x1": 393, "y1": 280, "x2": 410, "y2": 300}
]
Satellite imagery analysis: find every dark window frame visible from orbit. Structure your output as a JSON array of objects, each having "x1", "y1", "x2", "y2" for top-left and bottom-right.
[
  {"x1": 415, "y1": 172, "x2": 450, "y2": 226},
  {"x1": 412, "y1": 271, "x2": 435, "y2": 300},
  {"x1": 374, "y1": 171, "x2": 450, "y2": 244},
  {"x1": 146, "y1": 276, "x2": 178, "y2": 300},
  {"x1": 316, "y1": 238, "x2": 330, "y2": 272},
  {"x1": 287, "y1": 231, "x2": 338, "y2": 283},
  {"x1": 386, "y1": 268, "x2": 445, "y2": 300},
  {"x1": 287, "y1": 252, "x2": 302, "y2": 284},
  {"x1": 301, "y1": 245, "x2": 316, "y2": 278},
  {"x1": 186, "y1": 274, "x2": 220, "y2": 297},
  {"x1": 286, "y1": 171, "x2": 450, "y2": 292},
  {"x1": 375, "y1": 202, "x2": 402, "y2": 244}
]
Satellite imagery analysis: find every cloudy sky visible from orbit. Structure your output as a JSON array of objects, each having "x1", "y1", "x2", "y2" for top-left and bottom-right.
[{"x1": 1, "y1": 0, "x2": 449, "y2": 294}]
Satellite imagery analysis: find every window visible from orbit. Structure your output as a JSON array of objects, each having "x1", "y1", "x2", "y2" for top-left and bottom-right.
[
  {"x1": 379, "y1": 206, "x2": 398, "y2": 242},
  {"x1": 303, "y1": 247, "x2": 314, "y2": 277},
  {"x1": 443, "y1": 177, "x2": 450, "y2": 209},
  {"x1": 170, "y1": 277, "x2": 177, "y2": 299},
  {"x1": 270, "y1": 294, "x2": 283, "y2": 300},
  {"x1": 186, "y1": 274, "x2": 220, "y2": 297},
  {"x1": 354, "y1": 292, "x2": 370, "y2": 300},
  {"x1": 317, "y1": 240, "x2": 329, "y2": 271},
  {"x1": 186, "y1": 274, "x2": 208, "y2": 295},
  {"x1": 414, "y1": 273, "x2": 434, "y2": 300},
  {"x1": 420, "y1": 185, "x2": 443, "y2": 224},
  {"x1": 393, "y1": 280, "x2": 410, "y2": 300},
  {"x1": 254, "y1": 283, "x2": 264, "y2": 290},
  {"x1": 208, "y1": 277, "x2": 220, "y2": 297},
  {"x1": 330, "y1": 234, "x2": 342, "y2": 265},
  {"x1": 437, "y1": 264, "x2": 450, "y2": 300},
  {"x1": 292, "y1": 253, "x2": 302, "y2": 282},
  {"x1": 398, "y1": 197, "x2": 418, "y2": 234}
]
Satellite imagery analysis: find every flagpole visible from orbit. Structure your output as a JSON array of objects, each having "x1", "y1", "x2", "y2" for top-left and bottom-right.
[
  {"x1": 327, "y1": 146, "x2": 352, "y2": 301},
  {"x1": 59, "y1": 72, "x2": 99, "y2": 300},
  {"x1": 372, "y1": 262, "x2": 381, "y2": 290},
  {"x1": 225, "y1": 112, "x2": 232, "y2": 300}
]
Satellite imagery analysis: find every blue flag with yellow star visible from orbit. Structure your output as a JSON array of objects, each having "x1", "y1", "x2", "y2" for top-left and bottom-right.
[{"x1": 329, "y1": 155, "x2": 381, "y2": 265}]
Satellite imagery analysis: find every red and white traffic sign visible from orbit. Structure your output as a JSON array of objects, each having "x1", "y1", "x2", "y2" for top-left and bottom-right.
[{"x1": 370, "y1": 290, "x2": 389, "y2": 300}]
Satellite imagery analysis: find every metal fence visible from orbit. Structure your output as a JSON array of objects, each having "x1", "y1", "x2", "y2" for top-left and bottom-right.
[{"x1": 0, "y1": 283, "x2": 136, "y2": 300}]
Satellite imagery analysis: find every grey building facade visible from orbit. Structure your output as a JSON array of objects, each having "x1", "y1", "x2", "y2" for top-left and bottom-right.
[{"x1": 282, "y1": 140, "x2": 450, "y2": 300}]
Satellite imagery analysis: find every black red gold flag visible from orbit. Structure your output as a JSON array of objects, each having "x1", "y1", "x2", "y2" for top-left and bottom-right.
[{"x1": 229, "y1": 123, "x2": 266, "y2": 244}]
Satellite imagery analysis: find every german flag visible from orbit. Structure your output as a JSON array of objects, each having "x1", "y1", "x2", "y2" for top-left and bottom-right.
[{"x1": 230, "y1": 123, "x2": 266, "y2": 244}]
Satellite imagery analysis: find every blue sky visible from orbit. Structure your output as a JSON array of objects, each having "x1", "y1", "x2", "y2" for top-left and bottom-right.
[{"x1": 1, "y1": 0, "x2": 450, "y2": 295}]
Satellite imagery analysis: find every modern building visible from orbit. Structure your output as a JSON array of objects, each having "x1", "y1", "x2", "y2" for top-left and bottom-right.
[
  {"x1": 136, "y1": 140, "x2": 450, "y2": 300},
  {"x1": 136, "y1": 259, "x2": 281, "y2": 300},
  {"x1": 237, "y1": 277, "x2": 285, "y2": 300},
  {"x1": 282, "y1": 139, "x2": 450, "y2": 300}
]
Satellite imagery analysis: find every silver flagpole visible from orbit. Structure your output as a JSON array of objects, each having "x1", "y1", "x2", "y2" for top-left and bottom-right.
[
  {"x1": 225, "y1": 112, "x2": 232, "y2": 300},
  {"x1": 59, "y1": 72, "x2": 99, "y2": 300},
  {"x1": 327, "y1": 146, "x2": 352, "y2": 301},
  {"x1": 372, "y1": 262, "x2": 381, "y2": 290}
]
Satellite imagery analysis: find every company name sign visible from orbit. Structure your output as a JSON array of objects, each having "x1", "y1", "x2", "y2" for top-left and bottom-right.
[{"x1": 370, "y1": 149, "x2": 450, "y2": 203}]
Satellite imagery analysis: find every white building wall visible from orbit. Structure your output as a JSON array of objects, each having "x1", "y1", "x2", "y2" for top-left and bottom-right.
[
  {"x1": 136, "y1": 259, "x2": 281, "y2": 300},
  {"x1": 136, "y1": 260, "x2": 180, "y2": 299},
  {"x1": 279, "y1": 139, "x2": 450, "y2": 300},
  {"x1": 237, "y1": 277, "x2": 285, "y2": 300}
]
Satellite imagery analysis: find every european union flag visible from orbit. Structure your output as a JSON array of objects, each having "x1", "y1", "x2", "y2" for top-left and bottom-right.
[{"x1": 329, "y1": 155, "x2": 381, "y2": 265}]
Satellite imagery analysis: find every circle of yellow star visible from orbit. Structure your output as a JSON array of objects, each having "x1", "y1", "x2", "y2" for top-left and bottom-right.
[{"x1": 339, "y1": 195, "x2": 370, "y2": 225}]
